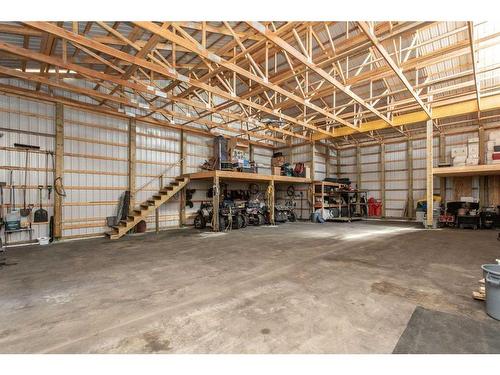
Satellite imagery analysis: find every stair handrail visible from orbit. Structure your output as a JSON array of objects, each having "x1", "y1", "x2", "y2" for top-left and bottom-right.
[{"x1": 134, "y1": 157, "x2": 185, "y2": 194}]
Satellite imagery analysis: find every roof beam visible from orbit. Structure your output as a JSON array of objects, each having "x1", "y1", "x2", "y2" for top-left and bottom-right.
[
  {"x1": 357, "y1": 21, "x2": 432, "y2": 120},
  {"x1": 24, "y1": 21, "x2": 331, "y2": 139},
  {"x1": 467, "y1": 21, "x2": 481, "y2": 116},
  {"x1": 0, "y1": 41, "x2": 287, "y2": 143},
  {"x1": 133, "y1": 21, "x2": 354, "y2": 134},
  {"x1": 246, "y1": 21, "x2": 395, "y2": 129},
  {"x1": 313, "y1": 93, "x2": 500, "y2": 140}
]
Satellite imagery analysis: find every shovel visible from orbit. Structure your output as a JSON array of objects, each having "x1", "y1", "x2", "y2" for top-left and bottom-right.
[
  {"x1": 20, "y1": 149, "x2": 31, "y2": 217},
  {"x1": 34, "y1": 185, "x2": 48, "y2": 223}
]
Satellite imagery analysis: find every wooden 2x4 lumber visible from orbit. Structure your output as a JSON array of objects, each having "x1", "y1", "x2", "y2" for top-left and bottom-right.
[
  {"x1": 426, "y1": 120, "x2": 434, "y2": 227},
  {"x1": 468, "y1": 22, "x2": 481, "y2": 114},
  {"x1": 54, "y1": 103, "x2": 64, "y2": 239},
  {"x1": 128, "y1": 118, "x2": 136, "y2": 212}
]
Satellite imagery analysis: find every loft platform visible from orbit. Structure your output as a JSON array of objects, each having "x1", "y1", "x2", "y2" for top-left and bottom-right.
[
  {"x1": 432, "y1": 164, "x2": 500, "y2": 177},
  {"x1": 185, "y1": 170, "x2": 311, "y2": 184}
]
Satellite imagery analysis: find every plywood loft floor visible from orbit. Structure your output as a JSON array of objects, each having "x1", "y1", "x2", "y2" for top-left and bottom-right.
[{"x1": 0, "y1": 221, "x2": 497, "y2": 353}]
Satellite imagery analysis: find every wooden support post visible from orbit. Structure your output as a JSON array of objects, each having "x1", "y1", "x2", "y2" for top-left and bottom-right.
[
  {"x1": 426, "y1": 119, "x2": 434, "y2": 228},
  {"x1": 54, "y1": 102, "x2": 64, "y2": 239},
  {"x1": 407, "y1": 140, "x2": 414, "y2": 218},
  {"x1": 179, "y1": 129, "x2": 187, "y2": 226},
  {"x1": 478, "y1": 126, "x2": 486, "y2": 206},
  {"x1": 336, "y1": 147, "x2": 341, "y2": 178},
  {"x1": 380, "y1": 143, "x2": 386, "y2": 218},
  {"x1": 310, "y1": 141, "x2": 316, "y2": 181},
  {"x1": 356, "y1": 144, "x2": 361, "y2": 189},
  {"x1": 212, "y1": 175, "x2": 220, "y2": 231},
  {"x1": 268, "y1": 179, "x2": 275, "y2": 225},
  {"x1": 128, "y1": 118, "x2": 136, "y2": 213},
  {"x1": 439, "y1": 133, "x2": 446, "y2": 202},
  {"x1": 478, "y1": 126, "x2": 485, "y2": 165},
  {"x1": 325, "y1": 143, "x2": 331, "y2": 178}
]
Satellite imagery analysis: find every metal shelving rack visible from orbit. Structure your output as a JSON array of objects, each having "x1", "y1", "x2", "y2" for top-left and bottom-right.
[{"x1": 314, "y1": 181, "x2": 368, "y2": 222}]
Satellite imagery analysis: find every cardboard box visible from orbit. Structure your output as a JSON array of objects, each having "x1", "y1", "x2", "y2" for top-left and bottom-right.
[
  {"x1": 466, "y1": 157, "x2": 479, "y2": 165},
  {"x1": 305, "y1": 167, "x2": 311, "y2": 179},
  {"x1": 452, "y1": 155, "x2": 467, "y2": 165},
  {"x1": 273, "y1": 166, "x2": 281, "y2": 176},
  {"x1": 486, "y1": 140, "x2": 496, "y2": 150},
  {"x1": 468, "y1": 143, "x2": 479, "y2": 157},
  {"x1": 271, "y1": 156, "x2": 285, "y2": 167},
  {"x1": 451, "y1": 147, "x2": 467, "y2": 158},
  {"x1": 489, "y1": 131, "x2": 500, "y2": 141}
]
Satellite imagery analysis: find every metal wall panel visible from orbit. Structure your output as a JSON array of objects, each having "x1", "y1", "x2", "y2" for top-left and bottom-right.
[{"x1": 62, "y1": 107, "x2": 129, "y2": 238}]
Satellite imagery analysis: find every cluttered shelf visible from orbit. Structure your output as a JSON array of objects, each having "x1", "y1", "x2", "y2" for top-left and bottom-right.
[{"x1": 434, "y1": 131, "x2": 500, "y2": 177}]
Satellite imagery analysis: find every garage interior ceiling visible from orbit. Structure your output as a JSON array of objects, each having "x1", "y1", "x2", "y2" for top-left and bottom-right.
[{"x1": 0, "y1": 21, "x2": 499, "y2": 147}]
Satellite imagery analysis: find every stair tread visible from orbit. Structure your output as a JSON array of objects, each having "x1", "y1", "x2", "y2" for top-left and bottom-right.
[{"x1": 108, "y1": 175, "x2": 188, "y2": 240}]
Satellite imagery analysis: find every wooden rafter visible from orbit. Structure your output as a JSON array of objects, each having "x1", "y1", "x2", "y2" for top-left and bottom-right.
[{"x1": 357, "y1": 21, "x2": 433, "y2": 119}]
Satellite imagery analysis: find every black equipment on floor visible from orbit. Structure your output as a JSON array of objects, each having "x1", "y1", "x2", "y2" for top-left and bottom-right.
[
  {"x1": 480, "y1": 208, "x2": 497, "y2": 229},
  {"x1": 457, "y1": 214, "x2": 480, "y2": 230},
  {"x1": 33, "y1": 185, "x2": 48, "y2": 223},
  {"x1": 0, "y1": 181, "x2": 5, "y2": 250}
]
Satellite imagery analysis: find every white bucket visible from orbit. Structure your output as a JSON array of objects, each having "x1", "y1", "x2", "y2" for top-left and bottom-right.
[{"x1": 38, "y1": 237, "x2": 50, "y2": 246}]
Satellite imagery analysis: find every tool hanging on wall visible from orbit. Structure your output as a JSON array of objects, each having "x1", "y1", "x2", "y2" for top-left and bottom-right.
[
  {"x1": 20, "y1": 149, "x2": 32, "y2": 217},
  {"x1": 34, "y1": 185, "x2": 48, "y2": 223},
  {"x1": 0, "y1": 181, "x2": 5, "y2": 229},
  {"x1": 51, "y1": 152, "x2": 66, "y2": 197},
  {"x1": 45, "y1": 152, "x2": 52, "y2": 200}
]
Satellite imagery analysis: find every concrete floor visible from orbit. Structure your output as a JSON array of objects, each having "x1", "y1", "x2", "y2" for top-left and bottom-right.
[{"x1": 0, "y1": 221, "x2": 498, "y2": 353}]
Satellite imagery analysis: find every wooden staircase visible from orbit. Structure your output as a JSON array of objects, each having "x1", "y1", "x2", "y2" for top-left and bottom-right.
[{"x1": 105, "y1": 176, "x2": 190, "y2": 240}]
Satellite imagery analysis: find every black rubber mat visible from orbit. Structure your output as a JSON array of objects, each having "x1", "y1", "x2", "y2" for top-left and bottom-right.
[{"x1": 393, "y1": 306, "x2": 500, "y2": 354}]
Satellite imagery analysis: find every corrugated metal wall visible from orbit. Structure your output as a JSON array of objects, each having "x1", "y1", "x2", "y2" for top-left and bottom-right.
[
  {"x1": 63, "y1": 107, "x2": 129, "y2": 238},
  {"x1": 0, "y1": 94, "x2": 54, "y2": 242},
  {"x1": 0, "y1": 91, "x2": 276, "y2": 240},
  {"x1": 340, "y1": 136, "x2": 443, "y2": 218},
  {"x1": 1, "y1": 90, "x2": 497, "y2": 238},
  {"x1": 135, "y1": 121, "x2": 181, "y2": 231}
]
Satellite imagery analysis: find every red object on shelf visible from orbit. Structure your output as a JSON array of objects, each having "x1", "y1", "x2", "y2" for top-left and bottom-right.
[
  {"x1": 368, "y1": 197, "x2": 382, "y2": 217},
  {"x1": 492, "y1": 152, "x2": 500, "y2": 160}
]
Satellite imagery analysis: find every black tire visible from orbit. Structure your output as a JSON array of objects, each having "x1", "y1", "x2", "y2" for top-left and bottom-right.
[
  {"x1": 194, "y1": 214, "x2": 206, "y2": 229},
  {"x1": 219, "y1": 215, "x2": 227, "y2": 231},
  {"x1": 232, "y1": 214, "x2": 244, "y2": 229},
  {"x1": 241, "y1": 214, "x2": 248, "y2": 228},
  {"x1": 289, "y1": 211, "x2": 297, "y2": 222},
  {"x1": 257, "y1": 213, "x2": 265, "y2": 226}
]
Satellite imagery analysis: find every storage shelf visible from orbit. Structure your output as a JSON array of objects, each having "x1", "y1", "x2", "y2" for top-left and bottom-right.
[
  {"x1": 433, "y1": 164, "x2": 500, "y2": 177},
  {"x1": 186, "y1": 170, "x2": 311, "y2": 184}
]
